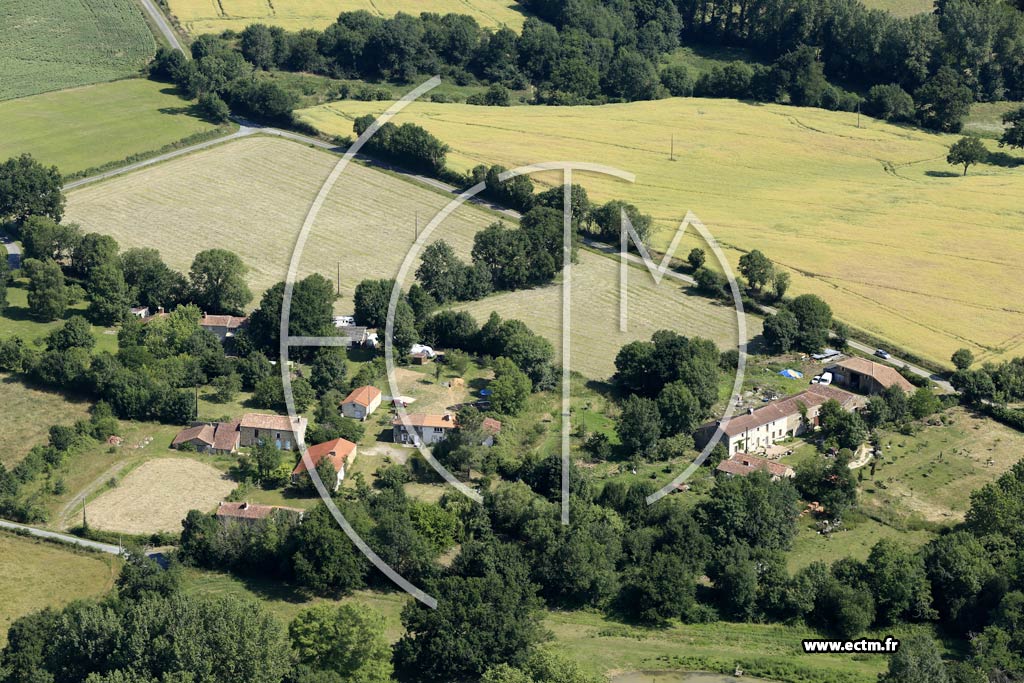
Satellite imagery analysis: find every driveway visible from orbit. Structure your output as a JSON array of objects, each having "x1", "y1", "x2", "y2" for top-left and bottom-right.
[
  {"x1": 0, "y1": 519, "x2": 122, "y2": 555},
  {"x1": 1, "y1": 232, "x2": 20, "y2": 270}
]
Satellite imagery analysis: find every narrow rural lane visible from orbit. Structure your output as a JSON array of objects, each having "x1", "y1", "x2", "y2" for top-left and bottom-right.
[
  {"x1": 1, "y1": 232, "x2": 21, "y2": 269},
  {"x1": 136, "y1": 0, "x2": 187, "y2": 56},
  {"x1": 0, "y1": 519, "x2": 122, "y2": 555}
]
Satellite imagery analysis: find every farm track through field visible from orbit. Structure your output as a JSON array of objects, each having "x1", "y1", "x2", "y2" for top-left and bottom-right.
[{"x1": 57, "y1": 459, "x2": 132, "y2": 530}]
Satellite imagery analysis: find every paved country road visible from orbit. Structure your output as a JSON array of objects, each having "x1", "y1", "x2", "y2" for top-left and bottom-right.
[
  {"x1": 136, "y1": 0, "x2": 187, "y2": 56},
  {"x1": 0, "y1": 519, "x2": 122, "y2": 555}
]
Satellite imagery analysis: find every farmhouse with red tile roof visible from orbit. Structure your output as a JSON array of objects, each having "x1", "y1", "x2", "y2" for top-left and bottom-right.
[
  {"x1": 341, "y1": 385, "x2": 382, "y2": 420},
  {"x1": 716, "y1": 453, "x2": 795, "y2": 481},
  {"x1": 291, "y1": 438, "x2": 357, "y2": 491}
]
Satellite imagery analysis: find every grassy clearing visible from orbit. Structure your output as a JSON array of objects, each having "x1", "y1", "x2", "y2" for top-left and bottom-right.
[
  {"x1": 860, "y1": 0, "x2": 935, "y2": 17},
  {"x1": 0, "y1": 0, "x2": 155, "y2": 101},
  {"x1": 861, "y1": 407, "x2": 1024, "y2": 523},
  {"x1": 0, "y1": 80, "x2": 224, "y2": 177},
  {"x1": 548, "y1": 610, "x2": 896, "y2": 682},
  {"x1": 456, "y1": 250, "x2": 751, "y2": 380},
  {"x1": 964, "y1": 100, "x2": 1021, "y2": 139},
  {"x1": 180, "y1": 568, "x2": 411, "y2": 641},
  {"x1": 0, "y1": 533, "x2": 119, "y2": 645},
  {"x1": 0, "y1": 286, "x2": 119, "y2": 354},
  {"x1": 299, "y1": 97, "x2": 1024, "y2": 368},
  {"x1": 788, "y1": 512, "x2": 935, "y2": 572},
  {"x1": 166, "y1": 0, "x2": 528, "y2": 34},
  {"x1": 0, "y1": 374, "x2": 92, "y2": 468},
  {"x1": 662, "y1": 45, "x2": 764, "y2": 77},
  {"x1": 84, "y1": 458, "x2": 236, "y2": 534}
]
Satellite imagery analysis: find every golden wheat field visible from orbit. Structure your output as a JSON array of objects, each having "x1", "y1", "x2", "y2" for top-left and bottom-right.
[
  {"x1": 65, "y1": 135, "x2": 744, "y2": 378},
  {"x1": 166, "y1": 0, "x2": 527, "y2": 34},
  {"x1": 299, "y1": 97, "x2": 1024, "y2": 367}
]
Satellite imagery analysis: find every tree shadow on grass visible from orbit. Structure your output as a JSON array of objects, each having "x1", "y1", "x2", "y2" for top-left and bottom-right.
[{"x1": 925, "y1": 170, "x2": 962, "y2": 178}]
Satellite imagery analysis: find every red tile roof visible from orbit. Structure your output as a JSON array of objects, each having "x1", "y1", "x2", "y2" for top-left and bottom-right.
[
  {"x1": 716, "y1": 453, "x2": 795, "y2": 478},
  {"x1": 342, "y1": 385, "x2": 381, "y2": 407},
  {"x1": 240, "y1": 414, "x2": 306, "y2": 432},
  {"x1": 292, "y1": 438, "x2": 357, "y2": 476},
  {"x1": 392, "y1": 413, "x2": 457, "y2": 429},
  {"x1": 482, "y1": 417, "x2": 502, "y2": 434},
  {"x1": 832, "y1": 357, "x2": 915, "y2": 393},
  {"x1": 213, "y1": 420, "x2": 240, "y2": 452},
  {"x1": 172, "y1": 424, "x2": 214, "y2": 448},
  {"x1": 200, "y1": 314, "x2": 248, "y2": 329},
  {"x1": 718, "y1": 385, "x2": 859, "y2": 437}
]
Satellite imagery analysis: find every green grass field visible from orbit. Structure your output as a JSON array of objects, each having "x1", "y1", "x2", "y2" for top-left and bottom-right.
[
  {"x1": 0, "y1": 286, "x2": 119, "y2": 353},
  {"x1": 65, "y1": 136, "x2": 746, "y2": 380},
  {"x1": 0, "y1": 374, "x2": 93, "y2": 468},
  {"x1": 0, "y1": 80, "x2": 225, "y2": 177},
  {"x1": 861, "y1": 407, "x2": 1024, "y2": 523},
  {"x1": 167, "y1": 0, "x2": 528, "y2": 34},
  {"x1": 860, "y1": 0, "x2": 935, "y2": 17},
  {"x1": 964, "y1": 100, "x2": 1022, "y2": 139},
  {"x1": 299, "y1": 97, "x2": 1024, "y2": 368},
  {"x1": 0, "y1": 0, "x2": 156, "y2": 101},
  {"x1": 181, "y1": 568, "x2": 411, "y2": 641},
  {"x1": 0, "y1": 533, "x2": 119, "y2": 645}
]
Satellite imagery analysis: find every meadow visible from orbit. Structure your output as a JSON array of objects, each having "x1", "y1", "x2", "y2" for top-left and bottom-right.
[
  {"x1": 65, "y1": 136, "x2": 746, "y2": 380},
  {"x1": 0, "y1": 374, "x2": 93, "y2": 468},
  {"x1": 0, "y1": 80, "x2": 225, "y2": 177},
  {"x1": 0, "y1": 533, "x2": 119, "y2": 645},
  {"x1": 860, "y1": 0, "x2": 935, "y2": 16},
  {"x1": 0, "y1": 0, "x2": 155, "y2": 101},
  {"x1": 84, "y1": 458, "x2": 236, "y2": 534},
  {"x1": 166, "y1": 0, "x2": 528, "y2": 35},
  {"x1": 299, "y1": 97, "x2": 1024, "y2": 368}
]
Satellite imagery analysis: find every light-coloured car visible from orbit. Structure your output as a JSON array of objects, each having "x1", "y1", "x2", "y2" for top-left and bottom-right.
[{"x1": 874, "y1": 349, "x2": 891, "y2": 360}]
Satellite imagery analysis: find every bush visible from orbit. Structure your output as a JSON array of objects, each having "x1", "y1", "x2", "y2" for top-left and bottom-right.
[{"x1": 661, "y1": 64, "x2": 694, "y2": 97}]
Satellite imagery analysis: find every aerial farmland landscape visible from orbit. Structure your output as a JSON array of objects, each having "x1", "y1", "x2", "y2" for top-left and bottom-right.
[{"x1": 2, "y1": 0, "x2": 1024, "y2": 682}]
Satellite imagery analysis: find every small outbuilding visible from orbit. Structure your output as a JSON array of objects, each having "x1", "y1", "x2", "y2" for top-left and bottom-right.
[{"x1": 341, "y1": 385, "x2": 382, "y2": 420}]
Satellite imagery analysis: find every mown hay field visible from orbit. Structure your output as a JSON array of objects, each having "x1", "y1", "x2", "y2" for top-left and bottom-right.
[
  {"x1": 167, "y1": 0, "x2": 528, "y2": 35},
  {"x1": 85, "y1": 458, "x2": 236, "y2": 534},
  {"x1": 65, "y1": 136, "x2": 748, "y2": 379},
  {"x1": 0, "y1": 533, "x2": 118, "y2": 645},
  {"x1": 299, "y1": 97, "x2": 1024, "y2": 367},
  {"x1": 0, "y1": 0, "x2": 155, "y2": 101},
  {"x1": 0, "y1": 374, "x2": 93, "y2": 468},
  {"x1": 456, "y1": 251, "x2": 751, "y2": 379},
  {"x1": 0, "y1": 80, "x2": 223, "y2": 177}
]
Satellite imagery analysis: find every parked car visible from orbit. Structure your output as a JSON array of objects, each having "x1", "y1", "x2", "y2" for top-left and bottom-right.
[
  {"x1": 818, "y1": 371, "x2": 833, "y2": 385},
  {"x1": 874, "y1": 349, "x2": 891, "y2": 360}
]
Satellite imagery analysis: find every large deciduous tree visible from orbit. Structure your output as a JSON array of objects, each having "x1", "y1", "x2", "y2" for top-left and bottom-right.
[
  {"x1": 188, "y1": 248, "x2": 252, "y2": 315},
  {"x1": 0, "y1": 154, "x2": 65, "y2": 223}
]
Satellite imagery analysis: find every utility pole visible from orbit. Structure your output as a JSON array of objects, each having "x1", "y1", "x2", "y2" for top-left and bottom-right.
[
  {"x1": 857, "y1": 101, "x2": 861, "y2": 128},
  {"x1": 414, "y1": 211, "x2": 419, "y2": 240},
  {"x1": 336, "y1": 261, "x2": 341, "y2": 296},
  {"x1": 669, "y1": 134, "x2": 676, "y2": 161}
]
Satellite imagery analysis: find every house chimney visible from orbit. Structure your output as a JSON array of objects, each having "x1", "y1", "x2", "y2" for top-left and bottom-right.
[
  {"x1": 157, "y1": 306, "x2": 165, "y2": 315},
  {"x1": 747, "y1": 407, "x2": 755, "y2": 415}
]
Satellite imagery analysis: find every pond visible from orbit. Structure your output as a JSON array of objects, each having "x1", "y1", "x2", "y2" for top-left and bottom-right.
[{"x1": 610, "y1": 672, "x2": 779, "y2": 683}]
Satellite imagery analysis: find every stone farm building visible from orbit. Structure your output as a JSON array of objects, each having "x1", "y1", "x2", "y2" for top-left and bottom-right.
[
  {"x1": 239, "y1": 414, "x2": 308, "y2": 450},
  {"x1": 199, "y1": 314, "x2": 248, "y2": 342},
  {"x1": 341, "y1": 385, "x2": 382, "y2": 420},
  {"x1": 171, "y1": 419, "x2": 240, "y2": 454},
  {"x1": 393, "y1": 413, "x2": 457, "y2": 446},
  {"x1": 291, "y1": 437, "x2": 357, "y2": 491},
  {"x1": 215, "y1": 501, "x2": 304, "y2": 525},
  {"x1": 716, "y1": 452, "x2": 796, "y2": 480},
  {"x1": 696, "y1": 384, "x2": 865, "y2": 456},
  {"x1": 826, "y1": 357, "x2": 915, "y2": 395}
]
